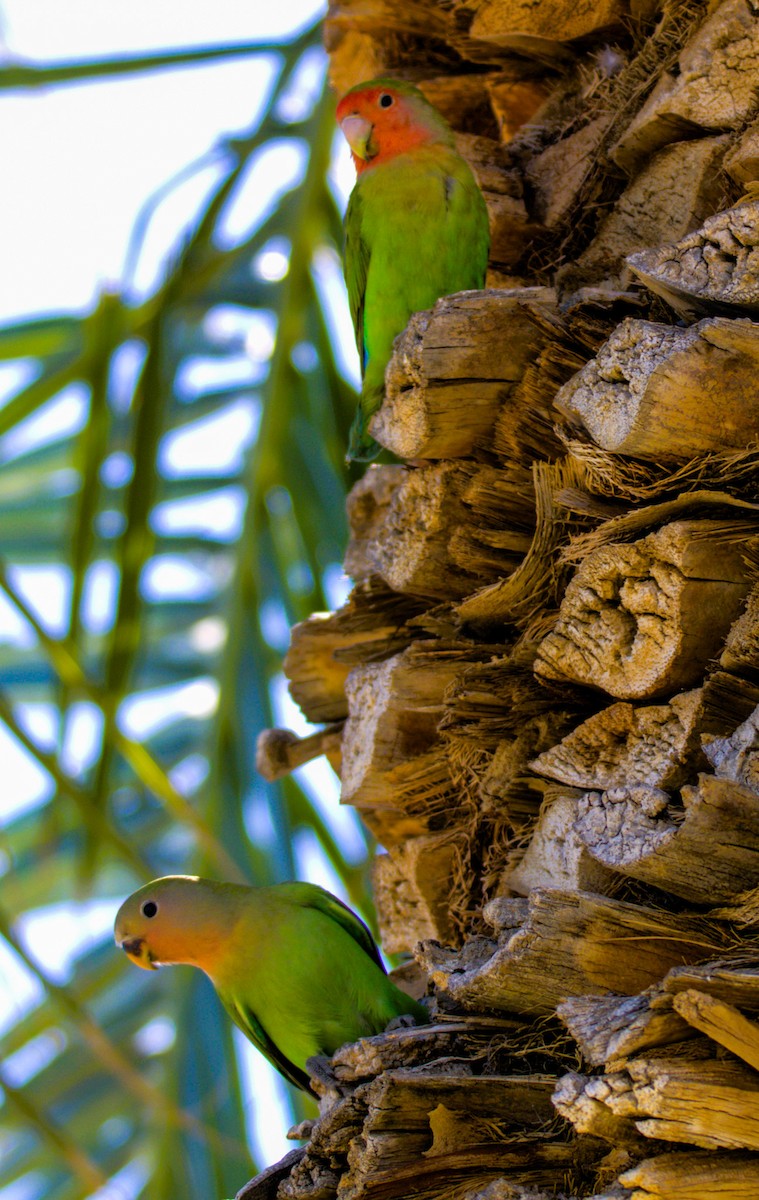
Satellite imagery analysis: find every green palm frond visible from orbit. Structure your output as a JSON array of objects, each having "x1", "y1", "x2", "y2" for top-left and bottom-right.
[
  {"x1": 0, "y1": 39, "x2": 304, "y2": 91},
  {"x1": 0, "y1": 15, "x2": 366, "y2": 1198}
]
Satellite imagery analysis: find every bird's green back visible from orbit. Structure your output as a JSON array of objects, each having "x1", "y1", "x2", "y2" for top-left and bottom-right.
[
  {"x1": 210, "y1": 882, "x2": 426, "y2": 1092},
  {"x1": 344, "y1": 143, "x2": 489, "y2": 458}
]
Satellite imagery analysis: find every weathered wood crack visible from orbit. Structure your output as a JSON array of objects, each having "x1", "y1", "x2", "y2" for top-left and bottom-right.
[{"x1": 241, "y1": 0, "x2": 759, "y2": 1196}]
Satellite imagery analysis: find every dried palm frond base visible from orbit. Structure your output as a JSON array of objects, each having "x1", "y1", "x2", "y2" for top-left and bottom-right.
[{"x1": 248, "y1": 0, "x2": 759, "y2": 1196}]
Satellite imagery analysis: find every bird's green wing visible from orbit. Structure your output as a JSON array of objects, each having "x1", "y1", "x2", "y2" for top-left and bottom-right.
[
  {"x1": 279, "y1": 882, "x2": 385, "y2": 972},
  {"x1": 343, "y1": 186, "x2": 370, "y2": 374},
  {"x1": 444, "y1": 161, "x2": 490, "y2": 288},
  {"x1": 219, "y1": 991, "x2": 312, "y2": 1092}
]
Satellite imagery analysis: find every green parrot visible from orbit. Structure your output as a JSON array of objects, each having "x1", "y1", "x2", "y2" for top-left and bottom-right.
[
  {"x1": 337, "y1": 77, "x2": 490, "y2": 461},
  {"x1": 114, "y1": 875, "x2": 427, "y2": 1092}
]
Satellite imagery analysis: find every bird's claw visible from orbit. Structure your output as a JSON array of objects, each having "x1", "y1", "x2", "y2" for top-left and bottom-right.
[
  {"x1": 386, "y1": 1012, "x2": 420, "y2": 1032},
  {"x1": 287, "y1": 1119, "x2": 315, "y2": 1141},
  {"x1": 305, "y1": 1053, "x2": 338, "y2": 1089}
]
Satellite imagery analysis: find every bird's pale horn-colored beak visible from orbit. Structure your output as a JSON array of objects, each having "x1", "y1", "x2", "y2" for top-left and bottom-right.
[
  {"x1": 340, "y1": 114, "x2": 374, "y2": 159},
  {"x1": 118, "y1": 935, "x2": 158, "y2": 970}
]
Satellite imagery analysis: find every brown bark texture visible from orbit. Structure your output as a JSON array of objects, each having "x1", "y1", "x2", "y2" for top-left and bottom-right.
[{"x1": 241, "y1": 1, "x2": 759, "y2": 1197}]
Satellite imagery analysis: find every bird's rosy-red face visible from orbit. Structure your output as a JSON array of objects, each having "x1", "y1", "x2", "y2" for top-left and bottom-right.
[{"x1": 336, "y1": 85, "x2": 435, "y2": 172}]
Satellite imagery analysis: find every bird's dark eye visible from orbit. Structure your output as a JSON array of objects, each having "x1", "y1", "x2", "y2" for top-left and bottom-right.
[
  {"x1": 379, "y1": 93, "x2": 394, "y2": 108},
  {"x1": 141, "y1": 900, "x2": 158, "y2": 919}
]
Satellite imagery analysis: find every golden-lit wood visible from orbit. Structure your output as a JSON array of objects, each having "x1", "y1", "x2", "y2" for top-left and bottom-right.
[
  {"x1": 373, "y1": 289, "x2": 556, "y2": 460},
  {"x1": 556, "y1": 316, "x2": 759, "y2": 457},
  {"x1": 535, "y1": 520, "x2": 755, "y2": 699},
  {"x1": 246, "y1": 2, "x2": 759, "y2": 1197}
]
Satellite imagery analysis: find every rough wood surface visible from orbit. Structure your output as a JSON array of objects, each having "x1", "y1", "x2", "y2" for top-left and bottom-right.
[
  {"x1": 493, "y1": 302, "x2": 615, "y2": 467},
  {"x1": 235, "y1": 1148, "x2": 307, "y2": 1200},
  {"x1": 419, "y1": 889, "x2": 727, "y2": 1016},
  {"x1": 372, "y1": 836, "x2": 459, "y2": 953},
  {"x1": 563, "y1": 1056, "x2": 759, "y2": 1155},
  {"x1": 628, "y1": 202, "x2": 759, "y2": 316},
  {"x1": 464, "y1": 0, "x2": 627, "y2": 55},
  {"x1": 329, "y1": 1018, "x2": 521, "y2": 1084},
  {"x1": 344, "y1": 466, "x2": 406, "y2": 582},
  {"x1": 618, "y1": 1149, "x2": 759, "y2": 1198},
  {"x1": 535, "y1": 520, "x2": 755, "y2": 699},
  {"x1": 612, "y1": 1057, "x2": 759, "y2": 1151},
  {"x1": 362, "y1": 463, "x2": 481, "y2": 599},
  {"x1": 341, "y1": 1070, "x2": 580, "y2": 1200},
  {"x1": 552, "y1": 1071, "x2": 649, "y2": 1150},
  {"x1": 556, "y1": 316, "x2": 759, "y2": 457},
  {"x1": 255, "y1": 724, "x2": 342, "y2": 781},
  {"x1": 485, "y1": 74, "x2": 554, "y2": 142},
  {"x1": 448, "y1": 462, "x2": 537, "y2": 582},
  {"x1": 340, "y1": 642, "x2": 459, "y2": 810},
  {"x1": 278, "y1": 1093, "x2": 365, "y2": 1200},
  {"x1": 526, "y1": 117, "x2": 613, "y2": 231},
  {"x1": 421, "y1": 74, "x2": 511, "y2": 137},
  {"x1": 479, "y1": 711, "x2": 579, "y2": 818},
  {"x1": 662, "y1": 959, "x2": 759, "y2": 1015},
  {"x1": 456, "y1": 457, "x2": 587, "y2": 630},
  {"x1": 324, "y1": 0, "x2": 453, "y2": 82},
  {"x1": 574, "y1": 136, "x2": 728, "y2": 283},
  {"x1": 558, "y1": 958, "x2": 759, "y2": 1068},
  {"x1": 457, "y1": 1183, "x2": 562, "y2": 1200},
  {"x1": 372, "y1": 289, "x2": 557, "y2": 461},
  {"x1": 574, "y1": 774, "x2": 759, "y2": 904},
  {"x1": 455, "y1": 134, "x2": 540, "y2": 270},
  {"x1": 271, "y1": 1050, "x2": 600, "y2": 1200},
  {"x1": 712, "y1": 885, "x2": 759, "y2": 927},
  {"x1": 443, "y1": 648, "x2": 575, "y2": 749},
  {"x1": 530, "y1": 690, "x2": 706, "y2": 792},
  {"x1": 557, "y1": 989, "x2": 693, "y2": 1069},
  {"x1": 354, "y1": 759, "x2": 456, "y2": 849},
  {"x1": 284, "y1": 611, "x2": 353, "y2": 724},
  {"x1": 557, "y1": 491, "x2": 759, "y2": 581},
  {"x1": 721, "y1": 582, "x2": 759, "y2": 673},
  {"x1": 283, "y1": 581, "x2": 425, "y2": 723},
  {"x1": 700, "y1": 671, "x2": 759, "y2": 738},
  {"x1": 506, "y1": 792, "x2": 621, "y2": 896},
  {"x1": 611, "y1": 0, "x2": 759, "y2": 174},
  {"x1": 703, "y1": 702, "x2": 759, "y2": 793},
  {"x1": 356, "y1": 459, "x2": 541, "y2": 600},
  {"x1": 725, "y1": 116, "x2": 759, "y2": 187},
  {"x1": 673, "y1": 989, "x2": 759, "y2": 1074}
]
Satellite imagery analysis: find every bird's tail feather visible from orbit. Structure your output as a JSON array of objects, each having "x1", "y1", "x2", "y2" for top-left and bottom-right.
[{"x1": 346, "y1": 402, "x2": 381, "y2": 462}]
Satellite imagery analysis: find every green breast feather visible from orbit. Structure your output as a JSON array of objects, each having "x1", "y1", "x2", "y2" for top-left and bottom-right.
[
  {"x1": 344, "y1": 145, "x2": 489, "y2": 460},
  {"x1": 214, "y1": 882, "x2": 421, "y2": 1094}
]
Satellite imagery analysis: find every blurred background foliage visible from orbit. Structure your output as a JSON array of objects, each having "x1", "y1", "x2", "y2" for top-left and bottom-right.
[{"x1": 0, "y1": 10, "x2": 372, "y2": 1198}]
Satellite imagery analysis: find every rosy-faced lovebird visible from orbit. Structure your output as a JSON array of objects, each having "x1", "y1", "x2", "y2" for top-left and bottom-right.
[
  {"x1": 337, "y1": 78, "x2": 490, "y2": 461},
  {"x1": 114, "y1": 875, "x2": 427, "y2": 1092}
]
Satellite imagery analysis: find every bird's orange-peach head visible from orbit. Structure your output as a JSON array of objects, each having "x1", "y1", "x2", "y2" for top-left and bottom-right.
[
  {"x1": 114, "y1": 875, "x2": 233, "y2": 973},
  {"x1": 336, "y1": 78, "x2": 452, "y2": 172}
]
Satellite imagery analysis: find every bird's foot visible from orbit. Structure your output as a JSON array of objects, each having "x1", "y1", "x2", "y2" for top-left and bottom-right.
[
  {"x1": 386, "y1": 1012, "x2": 421, "y2": 1032},
  {"x1": 234, "y1": 1148, "x2": 306, "y2": 1200},
  {"x1": 306, "y1": 1054, "x2": 346, "y2": 1115},
  {"x1": 305, "y1": 1053, "x2": 339, "y2": 1091},
  {"x1": 287, "y1": 1119, "x2": 315, "y2": 1141}
]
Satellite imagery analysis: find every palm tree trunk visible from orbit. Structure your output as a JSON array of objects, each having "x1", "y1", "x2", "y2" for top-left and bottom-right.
[{"x1": 251, "y1": 1, "x2": 759, "y2": 1196}]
